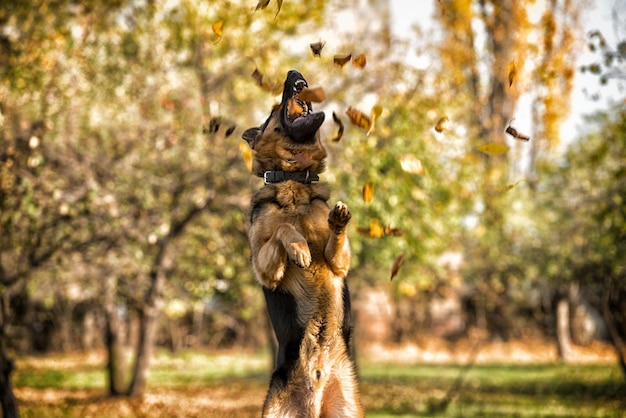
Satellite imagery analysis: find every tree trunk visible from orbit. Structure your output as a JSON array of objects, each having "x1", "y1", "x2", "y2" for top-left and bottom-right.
[
  {"x1": 127, "y1": 269, "x2": 165, "y2": 397},
  {"x1": 103, "y1": 274, "x2": 127, "y2": 396},
  {"x1": 0, "y1": 291, "x2": 19, "y2": 418},
  {"x1": 125, "y1": 199, "x2": 210, "y2": 397},
  {"x1": 555, "y1": 295, "x2": 572, "y2": 361},
  {"x1": 0, "y1": 347, "x2": 18, "y2": 418},
  {"x1": 602, "y1": 279, "x2": 626, "y2": 381}
]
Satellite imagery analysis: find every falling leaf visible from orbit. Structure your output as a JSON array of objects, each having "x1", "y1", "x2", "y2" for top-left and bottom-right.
[
  {"x1": 499, "y1": 179, "x2": 528, "y2": 192},
  {"x1": 356, "y1": 219, "x2": 402, "y2": 238},
  {"x1": 346, "y1": 106, "x2": 371, "y2": 131},
  {"x1": 400, "y1": 155, "x2": 425, "y2": 175},
  {"x1": 334, "y1": 54, "x2": 352, "y2": 68},
  {"x1": 505, "y1": 125, "x2": 530, "y2": 141},
  {"x1": 356, "y1": 218, "x2": 385, "y2": 238},
  {"x1": 330, "y1": 112, "x2": 344, "y2": 142},
  {"x1": 476, "y1": 142, "x2": 510, "y2": 156},
  {"x1": 274, "y1": 0, "x2": 283, "y2": 20},
  {"x1": 385, "y1": 226, "x2": 403, "y2": 236},
  {"x1": 212, "y1": 21, "x2": 224, "y2": 44},
  {"x1": 362, "y1": 182, "x2": 374, "y2": 203},
  {"x1": 297, "y1": 86, "x2": 326, "y2": 103},
  {"x1": 368, "y1": 104, "x2": 383, "y2": 135},
  {"x1": 251, "y1": 68, "x2": 283, "y2": 95},
  {"x1": 255, "y1": 0, "x2": 270, "y2": 11},
  {"x1": 310, "y1": 41, "x2": 325, "y2": 57},
  {"x1": 352, "y1": 53, "x2": 367, "y2": 69},
  {"x1": 434, "y1": 116, "x2": 449, "y2": 133},
  {"x1": 206, "y1": 116, "x2": 221, "y2": 134},
  {"x1": 508, "y1": 60, "x2": 517, "y2": 87},
  {"x1": 390, "y1": 253, "x2": 406, "y2": 281},
  {"x1": 238, "y1": 142, "x2": 253, "y2": 172},
  {"x1": 251, "y1": 68, "x2": 263, "y2": 86},
  {"x1": 224, "y1": 125, "x2": 236, "y2": 137}
]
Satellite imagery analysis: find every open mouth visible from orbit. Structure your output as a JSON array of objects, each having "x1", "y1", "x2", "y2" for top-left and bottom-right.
[{"x1": 281, "y1": 70, "x2": 325, "y2": 143}]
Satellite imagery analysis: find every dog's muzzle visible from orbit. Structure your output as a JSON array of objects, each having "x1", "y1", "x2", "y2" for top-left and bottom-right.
[{"x1": 281, "y1": 70, "x2": 325, "y2": 143}]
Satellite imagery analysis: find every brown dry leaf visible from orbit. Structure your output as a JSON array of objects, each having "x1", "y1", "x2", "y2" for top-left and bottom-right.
[
  {"x1": 255, "y1": 0, "x2": 270, "y2": 11},
  {"x1": 362, "y1": 182, "x2": 374, "y2": 203},
  {"x1": 385, "y1": 226, "x2": 403, "y2": 237},
  {"x1": 330, "y1": 112, "x2": 344, "y2": 142},
  {"x1": 297, "y1": 86, "x2": 326, "y2": 103},
  {"x1": 352, "y1": 53, "x2": 367, "y2": 69},
  {"x1": 499, "y1": 179, "x2": 528, "y2": 192},
  {"x1": 310, "y1": 41, "x2": 325, "y2": 57},
  {"x1": 205, "y1": 116, "x2": 222, "y2": 134},
  {"x1": 224, "y1": 125, "x2": 236, "y2": 137},
  {"x1": 274, "y1": 0, "x2": 283, "y2": 20},
  {"x1": 505, "y1": 125, "x2": 530, "y2": 141},
  {"x1": 390, "y1": 253, "x2": 406, "y2": 281},
  {"x1": 251, "y1": 69, "x2": 282, "y2": 95},
  {"x1": 334, "y1": 54, "x2": 352, "y2": 68},
  {"x1": 346, "y1": 106, "x2": 371, "y2": 131},
  {"x1": 251, "y1": 68, "x2": 263, "y2": 86},
  {"x1": 434, "y1": 116, "x2": 449, "y2": 133},
  {"x1": 212, "y1": 21, "x2": 223, "y2": 44}
]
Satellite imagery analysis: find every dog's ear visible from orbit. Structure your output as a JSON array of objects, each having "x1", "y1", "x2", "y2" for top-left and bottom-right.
[{"x1": 242, "y1": 127, "x2": 261, "y2": 149}]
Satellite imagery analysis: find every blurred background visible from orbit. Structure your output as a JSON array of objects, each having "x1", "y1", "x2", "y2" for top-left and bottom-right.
[{"x1": 1, "y1": 0, "x2": 625, "y2": 416}]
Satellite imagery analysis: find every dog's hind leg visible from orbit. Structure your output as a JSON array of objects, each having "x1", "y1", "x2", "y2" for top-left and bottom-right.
[{"x1": 253, "y1": 223, "x2": 311, "y2": 289}]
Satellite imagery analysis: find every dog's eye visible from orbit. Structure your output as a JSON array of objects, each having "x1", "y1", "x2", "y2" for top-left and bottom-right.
[{"x1": 274, "y1": 127, "x2": 282, "y2": 133}]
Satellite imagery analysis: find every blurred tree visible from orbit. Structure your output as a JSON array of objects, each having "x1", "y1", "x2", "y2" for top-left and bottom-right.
[
  {"x1": 433, "y1": 0, "x2": 583, "y2": 341},
  {"x1": 536, "y1": 106, "x2": 626, "y2": 378}
]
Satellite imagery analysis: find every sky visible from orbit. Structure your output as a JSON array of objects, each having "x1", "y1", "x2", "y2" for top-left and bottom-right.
[{"x1": 389, "y1": 0, "x2": 625, "y2": 150}]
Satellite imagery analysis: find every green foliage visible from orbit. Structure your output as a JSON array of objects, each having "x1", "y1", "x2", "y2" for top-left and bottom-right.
[{"x1": 535, "y1": 106, "x2": 626, "y2": 286}]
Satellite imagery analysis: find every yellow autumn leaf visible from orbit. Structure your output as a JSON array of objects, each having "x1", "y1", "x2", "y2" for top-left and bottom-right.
[
  {"x1": 508, "y1": 60, "x2": 517, "y2": 87},
  {"x1": 362, "y1": 182, "x2": 374, "y2": 203},
  {"x1": 368, "y1": 218, "x2": 385, "y2": 238},
  {"x1": 212, "y1": 21, "x2": 223, "y2": 43},
  {"x1": 367, "y1": 104, "x2": 383, "y2": 135},
  {"x1": 476, "y1": 142, "x2": 510, "y2": 156},
  {"x1": 238, "y1": 142, "x2": 253, "y2": 172}
]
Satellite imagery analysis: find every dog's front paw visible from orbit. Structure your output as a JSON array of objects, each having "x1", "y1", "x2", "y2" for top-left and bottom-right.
[
  {"x1": 328, "y1": 201, "x2": 352, "y2": 233},
  {"x1": 288, "y1": 240, "x2": 312, "y2": 268}
]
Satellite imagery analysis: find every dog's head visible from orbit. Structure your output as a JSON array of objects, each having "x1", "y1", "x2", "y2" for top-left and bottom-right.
[{"x1": 242, "y1": 70, "x2": 327, "y2": 178}]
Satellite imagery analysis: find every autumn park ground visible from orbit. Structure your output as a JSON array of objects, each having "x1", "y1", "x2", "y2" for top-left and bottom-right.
[{"x1": 13, "y1": 338, "x2": 626, "y2": 418}]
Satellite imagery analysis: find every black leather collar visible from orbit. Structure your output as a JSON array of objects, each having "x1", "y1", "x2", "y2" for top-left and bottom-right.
[{"x1": 263, "y1": 170, "x2": 319, "y2": 185}]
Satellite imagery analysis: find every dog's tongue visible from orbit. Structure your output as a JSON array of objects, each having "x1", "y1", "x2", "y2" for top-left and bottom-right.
[{"x1": 293, "y1": 152, "x2": 313, "y2": 167}]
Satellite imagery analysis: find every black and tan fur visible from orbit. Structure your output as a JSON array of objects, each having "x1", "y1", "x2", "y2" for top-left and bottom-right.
[{"x1": 242, "y1": 70, "x2": 363, "y2": 417}]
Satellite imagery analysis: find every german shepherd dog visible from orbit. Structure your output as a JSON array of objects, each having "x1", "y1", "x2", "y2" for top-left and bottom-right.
[{"x1": 242, "y1": 70, "x2": 363, "y2": 417}]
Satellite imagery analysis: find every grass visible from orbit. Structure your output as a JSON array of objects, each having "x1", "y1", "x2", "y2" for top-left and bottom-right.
[{"x1": 13, "y1": 349, "x2": 626, "y2": 417}]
